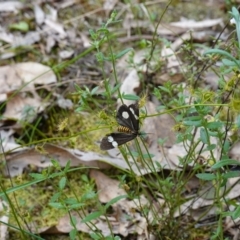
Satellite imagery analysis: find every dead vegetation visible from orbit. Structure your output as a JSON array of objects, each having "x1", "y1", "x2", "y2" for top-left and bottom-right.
[{"x1": 1, "y1": 0, "x2": 240, "y2": 239}]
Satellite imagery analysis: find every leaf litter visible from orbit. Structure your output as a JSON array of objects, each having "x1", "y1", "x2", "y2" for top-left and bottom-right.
[{"x1": 0, "y1": 0, "x2": 239, "y2": 239}]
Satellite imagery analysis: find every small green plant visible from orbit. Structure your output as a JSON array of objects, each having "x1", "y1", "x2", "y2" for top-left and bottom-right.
[
  {"x1": 82, "y1": 5, "x2": 240, "y2": 239},
  {"x1": 2, "y1": 2, "x2": 240, "y2": 240}
]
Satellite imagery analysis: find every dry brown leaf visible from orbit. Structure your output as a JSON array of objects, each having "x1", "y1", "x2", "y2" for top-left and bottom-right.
[
  {"x1": 229, "y1": 142, "x2": 240, "y2": 161},
  {"x1": 0, "y1": 1, "x2": 23, "y2": 13},
  {"x1": 33, "y1": 4, "x2": 45, "y2": 25},
  {"x1": 0, "y1": 93, "x2": 6, "y2": 102},
  {"x1": 0, "y1": 31, "x2": 15, "y2": 44},
  {"x1": 167, "y1": 127, "x2": 219, "y2": 169},
  {"x1": 155, "y1": 46, "x2": 185, "y2": 85},
  {"x1": 155, "y1": 72, "x2": 184, "y2": 85},
  {"x1": 90, "y1": 170, "x2": 149, "y2": 237},
  {"x1": 189, "y1": 205, "x2": 220, "y2": 222},
  {"x1": 55, "y1": 211, "x2": 92, "y2": 233},
  {"x1": 0, "y1": 62, "x2": 56, "y2": 94},
  {"x1": 103, "y1": 0, "x2": 118, "y2": 14},
  {"x1": 44, "y1": 19, "x2": 66, "y2": 38},
  {"x1": 90, "y1": 170, "x2": 126, "y2": 203},
  {"x1": 46, "y1": 35, "x2": 56, "y2": 53},
  {"x1": 141, "y1": 101, "x2": 179, "y2": 171},
  {"x1": 0, "y1": 129, "x2": 23, "y2": 153},
  {"x1": 225, "y1": 205, "x2": 240, "y2": 231},
  {"x1": 144, "y1": 101, "x2": 176, "y2": 148},
  {"x1": 0, "y1": 29, "x2": 40, "y2": 48},
  {"x1": 170, "y1": 18, "x2": 223, "y2": 30},
  {"x1": 2, "y1": 92, "x2": 48, "y2": 122},
  {"x1": 59, "y1": 50, "x2": 74, "y2": 59},
  {"x1": 4, "y1": 144, "x2": 113, "y2": 177},
  {"x1": 225, "y1": 227, "x2": 240, "y2": 240},
  {"x1": 57, "y1": 0, "x2": 77, "y2": 9},
  {"x1": 0, "y1": 64, "x2": 53, "y2": 123},
  {"x1": 39, "y1": 171, "x2": 150, "y2": 237},
  {"x1": 225, "y1": 179, "x2": 240, "y2": 200},
  {"x1": 175, "y1": 176, "x2": 240, "y2": 220},
  {"x1": 119, "y1": 69, "x2": 141, "y2": 106}
]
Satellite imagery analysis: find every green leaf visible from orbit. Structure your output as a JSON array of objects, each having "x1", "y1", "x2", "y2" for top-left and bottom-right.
[
  {"x1": 97, "y1": 28, "x2": 109, "y2": 34},
  {"x1": 183, "y1": 120, "x2": 202, "y2": 127},
  {"x1": 69, "y1": 203, "x2": 85, "y2": 209},
  {"x1": 70, "y1": 229, "x2": 77, "y2": 240},
  {"x1": 142, "y1": 153, "x2": 154, "y2": 160},
  {"x1": 223, "y1": 141, "x2": 230, "y2": 153},
  {"x1": 236, "y1": 115, "x2": 240, "y2": 128},
  {"x1": 203, "y1": 49, "x2": 240, "y2": 68},
  {"x1": 232, "y1": 6, "x2": 239, "y2": 16},
  {"x1": 29, "y1": 173, "x2": 45, "y2": 180},
  {"x1": 233, "y1": 205, "x2": 240, "y2": 219},
  {"x1": 71, "y1": 216, "x2": 77, "y2": 226},
  {"x1": 50, "y1": 192, "x2": 61, "y2": 202},
  {"x1": 196, "y1": 173, "x2": 216, "y2": 180},
  {"x1": 115, "y1": 48, "x2": 133, "y2": 59},
  {"x1": 49, "y1": 202, "x2": 64, "y2": 209},
  {"x1": 222, "y1": 59, "x2": 239, "y2": 66},
  {"x1": 105, "y1": 195, "x2": 127, "y2": 210},
  {"x1": 200, "y1": 128, "x2": 208, "y2": 144},
  {"x1": 0, "y1": 167, "x2": 82, "y2": 198},
  {"x1": 9, "y1": 21, "x2": 29, "y2": 32},
  {"x1": 185, "y1": 115, "x2": 202, "y2": 121},
  {"x1": 110, "y1": 83, "x2": 121, "y2": 94},
  {"x1": 51, "y1": 159, "x2": 61, "y2": 168},
  {"x1": 90, "y1": 232, "x2": 102, "y2": 240},
  {"x1": 223, "y1": 171, "x2": 240, "y2": 179},
  {"x1": 211, "y1": 159, "x2": 240, "y2": 169},
  {"x1": 59, "y1": 177, "x2": 66, "y2": 190},
  {"x1": 122, "y1": 94, "x2": 140, "y2": 100},
  {"x1": 130, "y1": 151, "x2": 139, "y2": 157},
  {"x1": 221, "y1": 211, "x2": 233, "y2": 217},
  {"x1": 206, "y1": 121, "x2": 223, "y2": 129},
  {"x1": 207, "y1": 130, "x2": 218, "y2": 137},
  {"x1": 81, "y1": 174, "x2": 89, "y2": 183},
  {"x1": 81, "y1": 211, "x2": 102, "y2": 223},
  {"x1": 91, "y1": 86, "x2": 99, "y2": 95},
  {"x1": 81, "y1": 191, "x2": 97, "y2": 201},
  {"x1": 114, "y1": 236, "x2": 121, "y2": 240},
  {"x1": 65, "y1": 198, "x2": 78, "y2": 204},
  {"x1": 158, "y1": 86, "x2": 170, "y2": 94},
  {"x1": 205, "y1": 144, "x2": 216, "y2": 151},
  {"x1": 63, "y1": 161, "x2": 71, "y2": 172},
  {"x1": 158, "y1": 138, "x2": 167, "y2": 145},
  {"x1": 183, "y1": 116, "x2": 202, "y2": 126},
  {"x1": 89, "y1": 29, "x2": 95, "y2": 38}
]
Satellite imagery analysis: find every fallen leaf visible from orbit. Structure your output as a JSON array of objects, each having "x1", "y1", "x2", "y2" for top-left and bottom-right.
[
  {"x1": 2, "y1": 92, "x2": 48, "y2": 122},
  {"x1": 0, "y1": 1, "x2": 23, "y2": 13},
  {"x1": 170, "y1": 18, "x2": 223, "y2": 29},
  {"x1": 90, "y1": 170, "x2": 126, "y2": 203},
  {"x1": 33, "y1": 4, "x2": 45, "y2": 25},
  {"x1": 0, "y1": 62, "x2": 57, "y2": 94}
]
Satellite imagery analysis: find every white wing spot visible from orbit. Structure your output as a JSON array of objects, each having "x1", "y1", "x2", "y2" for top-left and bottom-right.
[
  {"x1": 122, "y1": 111, "x2": 129, "y2": 119},
  {"x1": 112, "y1": 141, "x2": 118, "y2": 147},
  {"x1": 130, "y1": 107, "x2": 138, "y2": 119},
  {"x1": 107, "y1": 136, "x2": 114, "y2": 142}
]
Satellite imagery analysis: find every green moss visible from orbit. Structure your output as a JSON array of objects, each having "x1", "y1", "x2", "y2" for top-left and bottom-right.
[{"x1": 3, "y1": 169, "x2": 96, "y2": 237}]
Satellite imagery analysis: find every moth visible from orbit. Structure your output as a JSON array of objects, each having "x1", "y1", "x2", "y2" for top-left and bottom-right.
[{"x1": 100, "y1": 103, "x2": 139, "y2": 150}]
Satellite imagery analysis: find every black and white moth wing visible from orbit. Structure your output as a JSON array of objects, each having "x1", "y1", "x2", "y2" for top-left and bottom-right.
[
  {"x1": 128, "y1": 103, "x2": 139, "y2": 129},
  {"x1": 116, "y1": 103, "x2": 139, "y2": 132},
  {"x1": 100, "y1": 132, "x2": 137, "y2": 150}
]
